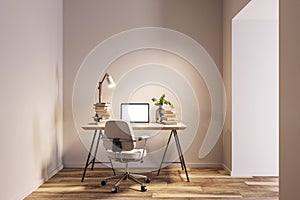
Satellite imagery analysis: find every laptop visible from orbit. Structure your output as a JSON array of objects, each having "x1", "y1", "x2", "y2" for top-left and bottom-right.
[{"x1": 120, "y1": 103, "x2": 149, "y2": 123}]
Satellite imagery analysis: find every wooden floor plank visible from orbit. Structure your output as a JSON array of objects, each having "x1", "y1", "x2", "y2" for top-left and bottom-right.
[{"x1": 25, "y1": 168, "x2": 279, "y2": 200}]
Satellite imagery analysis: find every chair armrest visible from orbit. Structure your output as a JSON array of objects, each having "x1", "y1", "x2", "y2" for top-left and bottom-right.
[
  {"x1": 138, "y1": 135, "x2": 150, "y2": 141},
  {"x1": 103, "y1": 138, "x2": 137, "y2": 142},
  {"x1": 136, "y1": 136, "x2": 149, "y2": 162}
]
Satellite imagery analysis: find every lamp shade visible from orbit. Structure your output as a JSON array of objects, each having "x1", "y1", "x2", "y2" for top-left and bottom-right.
[
  {"x1": 98, "y1": 73, "x2": 115, "y2": 103},
  {"x1": 107, "y1": 75, "x2": 115, "y2": 88}
]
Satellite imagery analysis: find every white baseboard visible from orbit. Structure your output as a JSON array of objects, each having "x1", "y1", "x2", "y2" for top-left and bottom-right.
[
  {"x1": 221, "y1": 163, "x2": 232, "y2": 175},
  {"x1": 186, "y1": 162, "x2": 222, "y2": 168},
  {"x1": 48, "y1": 164, "x2": 64, "y2": 179},
  {"x1": 231, "y1": 170, "x2": 279, "y2": 177},
  {"x1": 15, "y1": 178, "x2": 44, "y2": 200},
  {"x1": 63, "y1": 163, "x2": 91, "y2": 168},
  {"x1": 63, "y1": 162, "x2": 222, "y2": 169},
  {"x1": 15, "y1": 164, "x2": 64, "y2": 200}
]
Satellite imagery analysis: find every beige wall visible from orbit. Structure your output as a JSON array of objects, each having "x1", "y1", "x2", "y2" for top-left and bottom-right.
[
  {"x1": 279, "y1": 0, "x2": 300, "y2": 199},
  {"x1": 0, "y1": 0, "x2": 63, "y2": 199},
  {"x1": 222, "y1": 0, "x2": 250, "y2": 171},
  {"x1": 63, "y1": 0, "x2": 223, "y2": 167}
]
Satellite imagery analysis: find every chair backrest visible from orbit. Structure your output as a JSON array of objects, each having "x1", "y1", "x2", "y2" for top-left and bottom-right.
[{"x1": 103, "y1": 120, "x2": 135, "y2": 151}]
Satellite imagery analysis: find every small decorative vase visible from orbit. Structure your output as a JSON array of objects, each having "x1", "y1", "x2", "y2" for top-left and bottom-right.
[{"x1": 156, "y1": 105, "x2": 166, "y2": 123}]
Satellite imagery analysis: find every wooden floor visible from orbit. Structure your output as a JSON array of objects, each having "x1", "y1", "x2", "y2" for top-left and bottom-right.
[{"x1": 25, "y1": 168, "x2": 278, "y2": 200}]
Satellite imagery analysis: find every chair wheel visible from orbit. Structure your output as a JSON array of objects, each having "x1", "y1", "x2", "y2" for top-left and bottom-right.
[
  {"x1": 101, "y1": 180, "x2": 106, "y2": 186},
  {"x1": 141, "y1": 185, "x2": 147, "y2": 192},
  {"x1": 145, "y1": 177, "x2": 151, "y2": 183},
  {"x1": 112, "y1": 186, "x2": 119, "y2": 193}
]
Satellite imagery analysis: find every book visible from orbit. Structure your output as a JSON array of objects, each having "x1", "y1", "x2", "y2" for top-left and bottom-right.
[
  {"x1": 94, "y1": 102, "x2": 112, "y2": 120},
  {"x1": 162, "y1": 109, "x2": 178, "y2": 125},
  {"x1": 166, "y1": 117, "x2": 177, "y2": 121},
  {"x1": 95, "y1": 110, "x2": 110, "y2": 113},
  {"x1": 94, "y1": 107, "x2": 111, "y2": 110},
  {"x1": 94, "y1": 106, "x2": 111, "y2": 109},
  {"x1": 97, "y1": 112, "x2": 110, "y2": 116},
  {"x1": 164, "y1": 110, "x2": 176, "y2": 114},
  {"x1": 164, "y1": 121, "x2": 177, "y2": 125},
  {"x1": 164, "y1": 113, "x2": 176, "y2": 118},
  {"x1": 94, "y1": 102, "x2": 110, "y2": 106}
]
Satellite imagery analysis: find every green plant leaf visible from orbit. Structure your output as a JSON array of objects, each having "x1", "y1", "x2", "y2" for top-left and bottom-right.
[
  {"x1": 151, "y1": 98, "x2": 157, "y2": 102},
  {"x1": 151, "y1": 94, "x2": 174, "y2": 108}
]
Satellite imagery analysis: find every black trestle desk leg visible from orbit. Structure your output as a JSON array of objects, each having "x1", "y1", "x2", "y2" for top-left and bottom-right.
[
  {"x1": 174, "y1": 130, "x2": 189, "y2": 182},
  {"x1": 81, "y1": 130, "x2": 97, "y2": 182},
  {"x1": 157, "y1": 130, "x2": 173, "y2": 176},
  {"x1": 91, "y1": 130, "x2": 102, "y2": 170},
  {"x1": 174, "y1": 130, "x2": 184, "y2": 170}
]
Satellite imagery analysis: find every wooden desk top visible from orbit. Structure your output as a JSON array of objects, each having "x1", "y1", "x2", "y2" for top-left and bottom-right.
[{"x1": 82, "y1": 122, "x2": 187, "y2": 131}]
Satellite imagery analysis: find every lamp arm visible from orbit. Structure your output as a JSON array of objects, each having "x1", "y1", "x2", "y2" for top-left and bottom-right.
[
  {"x1": 98, "y1": 73, "x2": 109, "y2": 103},
  {"x1": 99, "y1": 73, "x2": 109, "y2": 84}
]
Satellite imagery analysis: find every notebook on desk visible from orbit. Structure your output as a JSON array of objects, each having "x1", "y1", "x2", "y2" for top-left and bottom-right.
[{"x1": 120, "y1": 103, "x2": 150, "y2": 124}]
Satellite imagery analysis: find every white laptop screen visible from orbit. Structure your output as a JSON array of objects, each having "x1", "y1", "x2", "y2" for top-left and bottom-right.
[{"x1": 120, "y1": 103, "x2": 149, "y2": 123}]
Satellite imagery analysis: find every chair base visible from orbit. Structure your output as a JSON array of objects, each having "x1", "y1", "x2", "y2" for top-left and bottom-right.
[{"x1": 101, "y1": 171, "x2": 150, "y2": 193}]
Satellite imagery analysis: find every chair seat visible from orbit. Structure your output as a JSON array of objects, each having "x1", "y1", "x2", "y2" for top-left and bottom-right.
[{"x1": 107, "y1": 149, "x2": 147, "y2": 161}]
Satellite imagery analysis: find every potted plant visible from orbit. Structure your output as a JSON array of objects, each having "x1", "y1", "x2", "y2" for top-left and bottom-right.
[{"x1": 151, "y1": 94, "x2": 174, "y2": 123}]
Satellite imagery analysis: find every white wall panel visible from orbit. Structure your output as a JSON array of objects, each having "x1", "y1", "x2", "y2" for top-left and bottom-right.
[{"x1": 232, "y1": 0, "x2": 278, "y2": 176}]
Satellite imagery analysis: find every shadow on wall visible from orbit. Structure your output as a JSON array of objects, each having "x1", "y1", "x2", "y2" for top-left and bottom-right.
[
  {"x1": 32, "y1": 110, "x2": 48, "y2": 181},
  {"x1": 32, "y1": 63, "x2": 62, "y2": 181}
]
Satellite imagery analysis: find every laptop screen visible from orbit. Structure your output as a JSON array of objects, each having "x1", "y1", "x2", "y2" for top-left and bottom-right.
[{"x1": 120, "y1": 103, "x2": 149, "y2": 123}]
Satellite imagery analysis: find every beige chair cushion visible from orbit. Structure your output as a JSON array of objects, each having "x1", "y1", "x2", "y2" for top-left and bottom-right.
[{"x1": 106, "y1": 148, "x2": 147, "y2": 161}]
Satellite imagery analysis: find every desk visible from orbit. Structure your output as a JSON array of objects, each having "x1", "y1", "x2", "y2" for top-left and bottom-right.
[{"x1": 81, "y1": 122, "x2": 189, "y2": 182}]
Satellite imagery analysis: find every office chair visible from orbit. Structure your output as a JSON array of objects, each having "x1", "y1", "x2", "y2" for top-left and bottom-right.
[{"x1": 100, "y1": 120, "x2": 151, "y2": 193}]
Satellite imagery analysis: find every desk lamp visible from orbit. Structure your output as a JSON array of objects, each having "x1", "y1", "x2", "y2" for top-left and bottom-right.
[
  {"x1": 94, "y1": 73, "x2": 115, "y2": 122},
  {"x1": 98, "y1": 73, "x2": 115, "y2": 103}
]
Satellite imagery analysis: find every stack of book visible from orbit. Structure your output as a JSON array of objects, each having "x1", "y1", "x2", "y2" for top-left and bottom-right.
[
  {"x1": 163, "y1": 110, "x2": 177, "y2": 125},
  {"x1": 94, "y1": 102, "x2": 111, "y2": 121}
]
